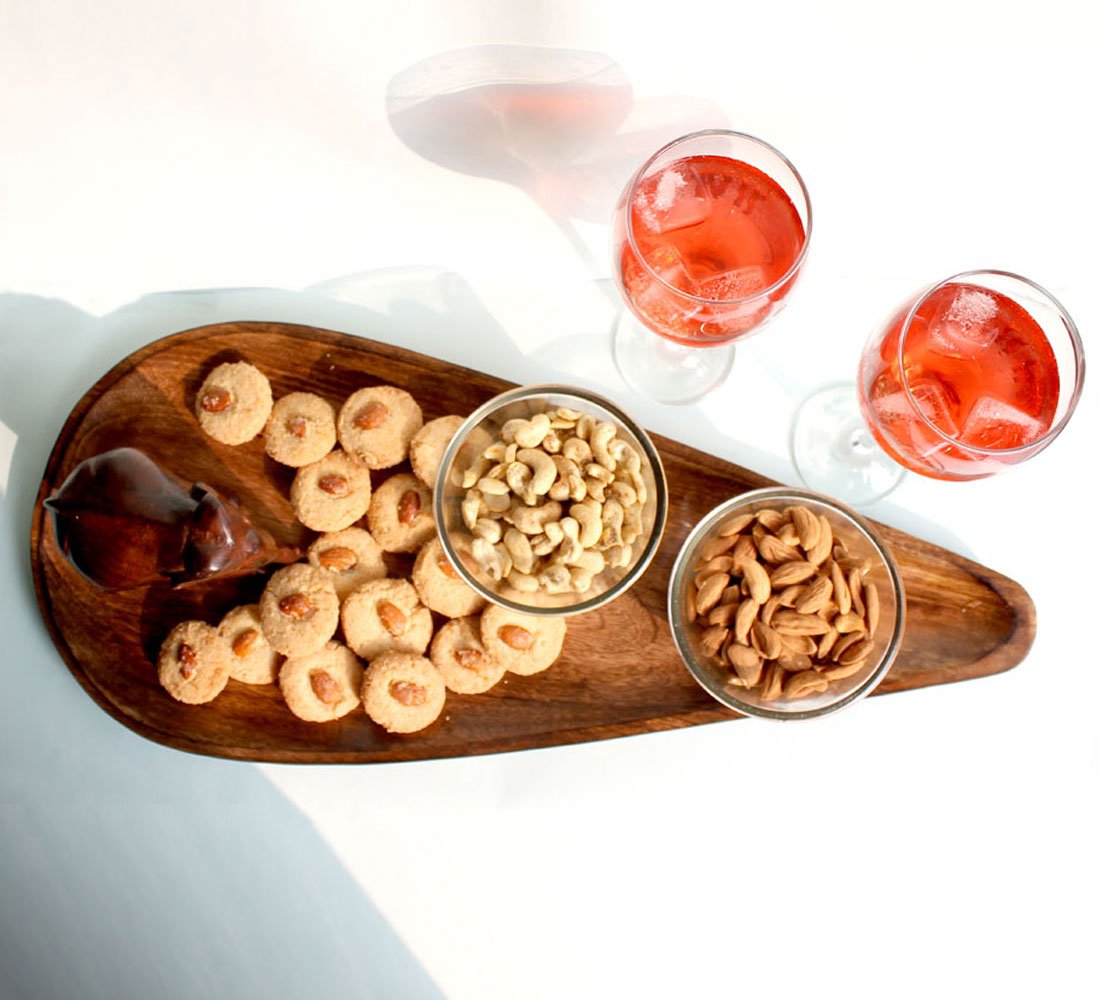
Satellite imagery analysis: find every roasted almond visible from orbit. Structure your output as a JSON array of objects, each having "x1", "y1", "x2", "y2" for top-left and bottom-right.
[
  {"x1": 830, "y1": 632, "x2": 865, "y2": 661},
  {"x1": 499, "y1": 624, "x2": 534, "y2": 650},
  {"x1": 700, "y1": 625, "x2": 727, "y2": 655},
  {"x1": 734, "y1": 598, "x2": 760, "y2": 645},
  {"x1": 805, "y1": 513, "x2": 833, "y2": 565},
  {"x1": 377, "y1": 600, "x2": 407, "y2": 636},
  {"x1": 728, "y1": 643, "x2": 763, "y2": 686},
  {"x1": 397, "y1": 489, "x2": 421, "y2": 525},
  {"x1": 318, "y1": 474, "x2": 350, "y2": 497},
  {"x1": 200, "y1": 387, "x2": 231, "y2": 413},
  {"x1": 695, "y1": 573, "x2": 730, "y2": 616},
  {"x1": 751, "y1": 620, "x2": 784, "y2": 660},
  {"x1": 278, "y1": 593, "x2": 313, "y2": 619},
  {"x1": 830, "y1": 560, "x2": 852, "y2": 614},
  {"x1": 776, "y1": 584, "x2": 808, "y2": 608},
  {"x1": 354, "y1": 400, "x2": 389, "y2": 430},
  {"x1": 821, "y1": 660, "x2": 866, "y2": 681},
  {"x1": 706, "y1": 602, "x2": 739, "y2": 628},
  {"x1": 761, "y1": 594, "x2": 782, "y2": 626},
  {"x1": 848, "y1": 568, "x2": 865, "y2": 616},
  {"x1": 771, "y1": 610, "x2": 831, "y2": 636},
  {"x1": 836, "y1": 636, "x2": 874, "y2": 666},
  {"x1": 780, "y1": 632, "x2": 817, "y2": 656},
  {"x1": 178, "y1": 642, "x2": 197, "y2": 679},
  {"x1": 834, "y1": 612, "x2": 866, "y2": 634},
  {"x1": 693, "y1": 555, "x2": 736, "y2": 586},
  {"x1": 699, "y1": 533, "x2": 738, "y2": 561},
  {"x1": 309, "y1": 669, "x2": 342, "y2": 705},
  {"x1": 389, "y1": 680, "x2": 428, "y2": 706},
  {"x1": 785, "y1": 669, "x2": 829, "y2": 698},
  {"x1": 231, "y1": 628, "x2": 260, "y2": 658},
  {"x1": 740, "y1": 559, "x2": 771, "y2": 604},
  {"x1": 437, "y1": 555, "x2": 461, "y2": 580},
  {"x1": 718, "y1": 513, "x2": 754, "y2": 537},
  {"x1": 454, "y1": 648, "x2": 485, "y2": 670},
  {"x1": 731, "y1": 535, "x2": 758, "y2": 572},
  {"x1": 318, "y1": 546, "x2": 358, "y2": 572},
  {"x1": 789, "y1": 506, "x2": 820, "y2": 551},
  {"x1": 755, "y1": 509, "x2": 786, "y2": 532},
  {"x1": 760, "y1": 662, "x2": 785, "y2": 701},
  {"x1": 865, "y1": 582, "x2": 880, "y2": 636},
  {"x1": 795, "y1": 576, "x2": 833, "y2": 615},
  {"x1": 757, "y1": 534, "x2": 802, "y2": 564},
  {"x1": 768, "y1": 560, "x2": 818, "y2": 587}
]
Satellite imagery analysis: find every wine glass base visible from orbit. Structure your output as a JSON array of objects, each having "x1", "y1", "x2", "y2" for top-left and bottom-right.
[
  {"x1": 791, "y1": 383, "x2": 906, "y2": 505},
  {"x1": 612, "y1": 310, "x2": 735, "y2": 405}
]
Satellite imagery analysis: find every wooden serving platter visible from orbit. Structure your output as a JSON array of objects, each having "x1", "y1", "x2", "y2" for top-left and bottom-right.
[{"x1": 31, "y1": 322, "x2": 1036, "y2": 762}]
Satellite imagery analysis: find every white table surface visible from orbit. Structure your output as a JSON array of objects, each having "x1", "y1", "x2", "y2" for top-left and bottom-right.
[{"x1": 2, "y1": 2, "x2": 1098, "y2": 998}]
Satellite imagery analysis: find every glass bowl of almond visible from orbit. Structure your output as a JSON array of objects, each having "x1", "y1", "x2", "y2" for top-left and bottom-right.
[
  {"x1": 668, "y1": 487, "x2": 905, "y2": 720},
  {"x1": 434, "y1": 384, "x2": 668, "y2": 615}
]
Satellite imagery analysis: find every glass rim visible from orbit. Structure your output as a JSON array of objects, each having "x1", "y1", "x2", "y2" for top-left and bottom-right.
[
  {"x1": 623, "y1": 128, "x2": 813, "y2": 306},
  {"x1": 896, "y1": 269, "x2": 1086, "y2": 457}
]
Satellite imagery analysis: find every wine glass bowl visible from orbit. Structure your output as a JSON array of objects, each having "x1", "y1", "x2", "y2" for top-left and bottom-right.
[
  {"x1": 857, "y1": 270, "x2": 1085, "y2": 481},
  {"x1": 609, "y1": 129, "x2": 812, "y2": 404}
]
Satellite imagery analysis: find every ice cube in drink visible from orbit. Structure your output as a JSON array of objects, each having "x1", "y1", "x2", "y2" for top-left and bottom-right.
[
  {"x1": 634, "y1": 163, "x2": 711, "y2": 235},
  {"x1": 960, "y1": 395, "x2": 1047, "y2": 450},
  {"x1": 926, "y1": 286, "x2": 1001, "y2": 359}
]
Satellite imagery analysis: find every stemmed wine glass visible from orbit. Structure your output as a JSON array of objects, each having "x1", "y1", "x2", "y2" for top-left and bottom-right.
[
  {"x1": 791, "y1": 270, "x2": 1085, "y2": 504},
  {"x1": 610, "y1": 129, "x2": 812, "y2": 405}
]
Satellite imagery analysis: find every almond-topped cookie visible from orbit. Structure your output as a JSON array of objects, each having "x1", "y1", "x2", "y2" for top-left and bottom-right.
[
  {"x1": 264, "y1": 392, "x2": 337, "y2": 467},
  {"x1": 259, "y1": 563, "x2": 340, "y2": 657},
  {"x1": 195, "y1": 361, "x2": 273, "y2": 445},
  {"x1": 367, "y1": 473, "x2": 435, "y2": 553},
  {"x1": 290, "y1": 449, "x2": 372, "y2": 532},
  {"x1": 217, "y1": 603, "x2": 281, "y2": 684},
  {"x1": 480, "y1": 605, "x2": 567, "y2": 676},
  {"x1": 158, "y1": 620, "x2": 231, "y2": 704},
  {"x1": 412, "y1": 537, "x2": 485, "y2": 618},
  {"x1": 361, "y1": 652, "x2": 445, "y2": 733},
  {"x1": 337, "y1": 385, "x2": 423, "y2": 470},
  {"x1": 340, "y1": 578, "x2": 433, "y2": 661},
  {"x1": 430, "y1": 616, "x2": 504, "y2": 694},
  {"x1": 307, "y1": 527, "x2": 387, "y2": 601},
  {"x1": 409, "y1": 414, "x2": 464, "y2": 487},
  {"x1": 279, "y1": 641, "x2": 363, "y2": 722}
]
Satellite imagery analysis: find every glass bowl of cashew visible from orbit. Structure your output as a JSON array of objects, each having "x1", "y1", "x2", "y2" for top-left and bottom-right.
[{"x1": 434, "y1": 385, "x2": 668, "y2": 615}]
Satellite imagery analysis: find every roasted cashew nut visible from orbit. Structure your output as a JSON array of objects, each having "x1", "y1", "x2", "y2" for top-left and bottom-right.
[
  {"x1": 589, "y1": 422, "x2": 618, "y2": 472},
  {"x1": 506, "y1": 500, "x2": 563, "y2": 535},
  {"x1": 503, "y1": 528, "x2": 535, "y2": 575},
  {"x1": 516, "y1": 448, "x2": 556, "y2": 497},
  {"x1": 462, "y1": 488, "x2": 482, "y2": 530},
  {"x1": 472, "y1": 517, "x2": 503, "y2": 543},
  {"x1": 570, "y1": 500, "x2": 603, "y2": 549},
  {"x1": 562, "y1": 437, "x2": 592, "y2": 466},
  {"x1": 513, "y1": 413, "x2": 551, "y2": 449}
]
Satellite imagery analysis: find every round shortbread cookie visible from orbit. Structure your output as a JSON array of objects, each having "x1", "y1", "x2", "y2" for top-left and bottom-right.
[
  {"x1": 195, "y1": 361, "x2": 273, "y2": 446},
  {"x1": 480, "y1": 605, "x2": 567, "y2": 676},
  {"x1": 361, "y1": 652, "x2": 445, "y2": 733},
  {"x1": 412, "y1": 537, "x2": 485, "y2": 618},
  {"x1": 429, "y1": 616, "x2": 504, "y2": 694},
  {"x1": 290, "y1": 449, "x2": 372, "y2": 532},
  {"x1": 409, "y1": 414, "x2": 465, "y2": 488},
  {"x1": 307, "y1": 527, "x2": 387, "y2": 601},
  {"x1": 337, "y1": 385, "x2": 423, "y2": 470},
  {"x1": 259, "y1": 563, "x2": 340, "y2": 657},
  {"x1": 279, "y1": 641, "x2": 363, "y2": 722},
  {"x1": 367, "y1": 473, "x2": 435, "y2": 553},
  {"x1": 264, "y1": 392, "x2": 337, "y2": 467},
  {"x1": 158, "y1": 620, "x2": 231, "y2": 704},
  {"x1": 340, "y1": 578, "x2": 433, "y2": 661},
  {"x1": 217, "y1": 603, "x2": 280, "y2": 684}
]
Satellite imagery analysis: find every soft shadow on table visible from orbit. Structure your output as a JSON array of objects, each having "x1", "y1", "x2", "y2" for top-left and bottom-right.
[
  {"x1": 0, "y1": 291, "x2": 446, "y2": 1000},
  {"x1": 386, "y1": 44, "x2": 729, "y2": 279}
]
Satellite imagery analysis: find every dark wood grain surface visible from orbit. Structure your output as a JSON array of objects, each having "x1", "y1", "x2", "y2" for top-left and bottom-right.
[{"x1": 30, "y1": 322, "x2": 1036, "y2": 762}]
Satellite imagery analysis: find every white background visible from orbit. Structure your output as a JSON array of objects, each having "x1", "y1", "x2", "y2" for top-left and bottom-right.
[{"x1": 2, "y1": 2, "x2": 1098, "y2": 998}]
